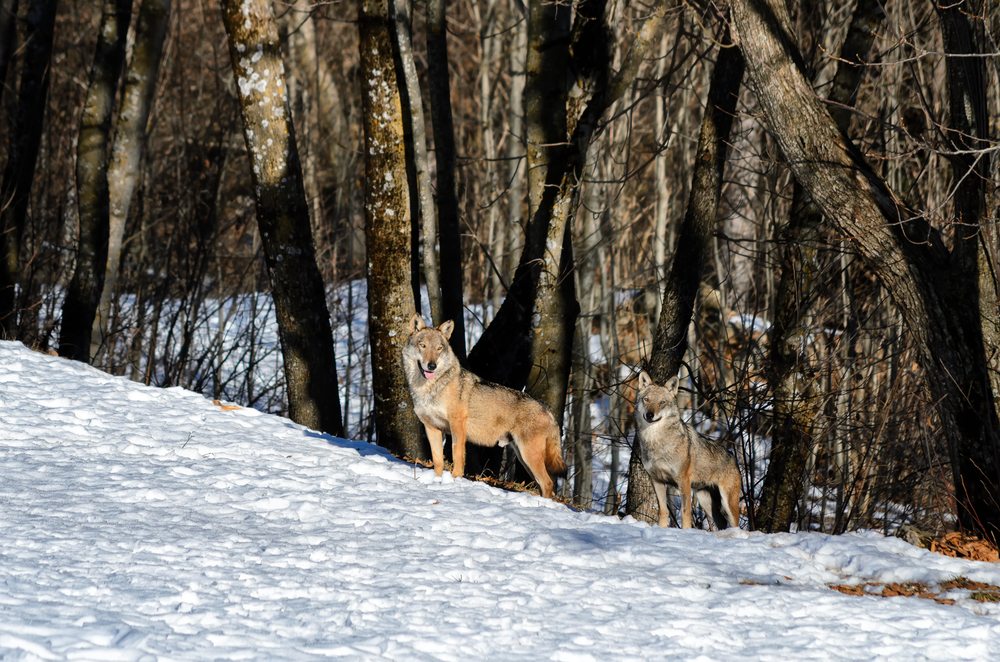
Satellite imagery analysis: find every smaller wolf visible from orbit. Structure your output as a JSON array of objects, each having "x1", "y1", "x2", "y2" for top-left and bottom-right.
[
  {"x1": 402, "y1": 315, "x2": 567, "y2": 498},
  {"x1": 633, "y1": 371, "x2": 741, "y2": 529}
]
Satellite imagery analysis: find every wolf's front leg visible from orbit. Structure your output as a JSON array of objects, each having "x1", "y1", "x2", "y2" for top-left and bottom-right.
[
  {"x1": 424, "y1": 425, "x2": 445, "y2": 476},
  {"x1": 651, "y1": 478, "x2": 670, "y2": 527}
]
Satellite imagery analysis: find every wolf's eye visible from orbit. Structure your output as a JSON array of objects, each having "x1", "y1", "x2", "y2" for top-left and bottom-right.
[
  {"x1": 418, "y1": 342, "x2": 425, "y2": 349},
  {"x1": 437, "y1": 345, "x2": 444, "y2": 352}
]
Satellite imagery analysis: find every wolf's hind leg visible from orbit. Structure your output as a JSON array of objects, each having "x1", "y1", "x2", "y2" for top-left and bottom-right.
[
  {"x1": 696, "y1": 487, "x2": 729, "y2": 530},
  {"x1": 512, "y1": 436, "x2": 555, "y2": 498},
  {"x1": 721, "y1": 472, "x2": 742, "y2": 529},
  {"x1": 450, "y1": 414, "x2": 468, "y2": 479}
]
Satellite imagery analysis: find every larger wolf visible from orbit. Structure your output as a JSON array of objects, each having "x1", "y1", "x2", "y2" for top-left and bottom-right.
[
  {"x1": 402, "y1": 315, "x2": 567, "y2": 498},
  {"x1": 634, "y1": 370, "x2": 741, "y2": 529}
]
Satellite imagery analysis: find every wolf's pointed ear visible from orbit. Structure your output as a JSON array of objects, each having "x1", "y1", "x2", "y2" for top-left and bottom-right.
[
  {"x1": 409, "y1": 314, "x2": 427, "y2": 334},
  {"x1": 438, "y1": 319, "x2": 455, "y2": 340},
  {"x1": 637, "y1": 371, "x2": 652, "y2": 389},
  {"x1": 665, "y1": 375, "x2": 679, "y2": 392}
]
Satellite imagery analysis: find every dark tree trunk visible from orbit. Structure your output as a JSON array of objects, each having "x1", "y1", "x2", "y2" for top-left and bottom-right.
[
  {"x1": 221, "y1": 0, "x2": 344, "y2": 437},
  {"x1": 466, "y1": 0, "x2": 572, "y2": 391},
  {"x1": 626, "y1": 21, "x2": 744, "y2": 524},
  {"x1": 426, "y1": 0, "x2": 465, "y2": 359},
  {"x1": 359, "y1": 0, "x2": 425, "y2": 458},
  {"x1": 0, "y1": 0, "x2": 17, "y2": 105},
  {"x1": 58, "y1": 0, "x2": 132, "y2": 362},
  {"x1": 935, "y1": 0, "x2": 998, "y2": 400},
  {"x1": 0, "y1": 0, "x2": 57, "y2": 338},
  {"x1": 756, "y1": 0, "x2": 885, "y2": 533},
  {"x1": 468, "y1": 1, "x2": 665, "y2": 395},
  {"x1": 730, "y1": 0, "x2": 1000, "y2": 542}
]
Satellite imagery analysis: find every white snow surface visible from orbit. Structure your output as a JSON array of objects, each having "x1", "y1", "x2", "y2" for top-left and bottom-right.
[{"x1": 3, "y1": 340, "x2": 1000, "y2": 660}]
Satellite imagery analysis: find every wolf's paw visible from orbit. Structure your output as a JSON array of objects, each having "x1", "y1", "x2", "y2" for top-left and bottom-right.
[
  {"x1": 415, "y1": 472, "x2": 442, "y2": 485},
  {"x1": 440, "y1": 473, "x2": 455, "y2": 485}
]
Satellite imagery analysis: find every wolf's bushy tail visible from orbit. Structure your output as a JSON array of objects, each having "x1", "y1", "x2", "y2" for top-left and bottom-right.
[{"x1": 545, "y1": 432, "x2": 568, "y2": 477}]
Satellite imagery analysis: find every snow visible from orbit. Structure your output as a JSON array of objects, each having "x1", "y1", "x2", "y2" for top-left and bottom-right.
[{"x1": 3, "y1": 340, "x2": 1000, "y2": 660}]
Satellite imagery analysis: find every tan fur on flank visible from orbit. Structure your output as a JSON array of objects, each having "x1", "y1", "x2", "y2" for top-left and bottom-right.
[
  {"x1": 634, "y1": 370, "x2": 741, "y2": 529},
  {"x1": 402, "y1": 314, "x2": 567, "y2": 498}
]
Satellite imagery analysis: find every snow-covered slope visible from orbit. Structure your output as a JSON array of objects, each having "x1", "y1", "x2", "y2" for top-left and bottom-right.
[{"x1": 2, "y1": 340, "x2": 999, "y2": 660}]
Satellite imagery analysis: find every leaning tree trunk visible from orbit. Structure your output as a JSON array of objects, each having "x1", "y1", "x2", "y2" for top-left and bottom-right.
[
  {"x1": 359, "y1": 0, "x2": 425, "y2": 459},
  {"x1": 0, "y1": 0, "x2": 57, "y2": 338},
  {"x1": 426, "y1": 0, "x2": 465, "y2": 358},
  {"x1": 626, "y1": 21, "x2": 744, "y2": 524},
  {"x1": 92, "y1": 0, "x2": 171, "y2": 359},
  {"x1": 58, "y1": 0, "x2": 132, "y2": 362},
  {"x1": 756, "y1": 0, "x2": 885, "y2": 533},
  {"x1": 221, "y1": 0, "x2": 344, "y2": 437},
  {"x1": 730, "y1": 0, "x2": 1000, "y2": 542},
  {"x1": 465, "y1": 0, "x2": 572, "y2": 391}
]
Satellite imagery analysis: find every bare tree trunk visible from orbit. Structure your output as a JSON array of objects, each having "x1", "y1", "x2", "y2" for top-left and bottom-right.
[
  {"x1": 426, "y1": 0, "x2": 465, "y2": 357},
  {"x1": 393, "y1": 0, "x2": 440, "y2": 324},
  {"x1": 469, "y1": 2, "x2": 665, "y2": 403},
  {"x1": 92, "y1": 0, "x2": 171, "y2": 359},
  {"x1": 0, "y1": 0, "x2": 57, "y2": 338},
  {"x1": 757, "y1": 0, "x2": 884, "y2": 533},
  {"x1": 730, "y1": 0, "x2": 1000, "y2": 541},
  {"x1": 466, "y1": 0, "x2": 570, "y2": 391},
  {"x1": 0, "y1": 0, "x2": 17, "y2": 105},
  {"x1": 936, "y1": 0, "x2": 998, "y2": 404},
  {"x1": 359, "y1": 0, "x2": 425, "y2": 458},
  {"x1": 501, "y1": 0, "x2": 526, "y2": 311},
  {"x1": 221, "y1": 0, "x2": 344, "y2": 436},
  {"x1": 58, "y1": 0, "x2": 132, "y2": 362},
  {"x1": 627, "y1": 20, "x2": 744, "y2": 523}
]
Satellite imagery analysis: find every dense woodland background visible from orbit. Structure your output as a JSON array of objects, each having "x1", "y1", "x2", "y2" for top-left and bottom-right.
[{"x1": 1, "y1": 0, "x2": 998, "y2": 544}]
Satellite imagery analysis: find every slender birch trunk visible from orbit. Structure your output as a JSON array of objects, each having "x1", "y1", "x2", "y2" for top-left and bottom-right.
[
  {"x1": 58, "y1": 0, "x2": 132, "y2": 362},
  {"x1": 92, "y1": 0, "x2": 171, "y2": 358},
  {"x1": 393, "y1": 0, "x2": 441, "y2": 325}
]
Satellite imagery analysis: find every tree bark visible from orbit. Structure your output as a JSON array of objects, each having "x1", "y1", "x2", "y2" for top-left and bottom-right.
[
  {"x1": 469, "y1": 2, "x2": 665, "y2": 403},
  {"x1": 627, "y1": 20, "x2": 744, "y2": 524},
  {"x1": 359, "y1": 0, "x2": 425, "y2": 458},
  {"x1": 0, "y1": 0, "x2": 17, "y2": 106},
  {"x1": 935, "y1": 0, "x2": 998, "y2": 403},
  {"x1": 58, "y1": 0, "x2": 132, "y2": 362},
  {"x1": 466, "y1": 0, "x2": 571, "y2": 391},
  {"x1": 92, "y1": 0, "x2": 171, "y2": 358},
  {"x1": 393, "y1": 0, "x2": 441, "y2": 327},
  {"x1": 730, "y1": 0, "x2": 1000, "y2": 541},
  {"x1": 0, "y1": 0, "x2": 57, "y2": 338},
  {"x1": 221, "y1": 0, "x2": 344, "y2": 437},
  {"x1": 426, "y1": 0, "x2": 465, "y2": 358},
  {"x1": 756, "y1": 0, "x2": 885, "y2": 533}
]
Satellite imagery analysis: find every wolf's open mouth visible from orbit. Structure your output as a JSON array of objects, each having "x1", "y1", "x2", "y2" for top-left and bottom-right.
[{"x1": 419, "y1": 362, "x2": 436, "y2": 381}]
